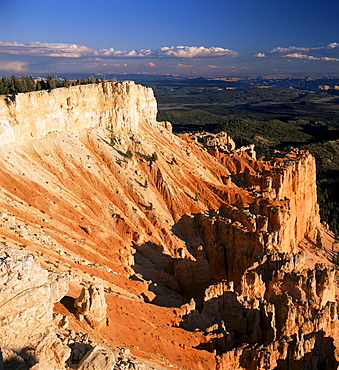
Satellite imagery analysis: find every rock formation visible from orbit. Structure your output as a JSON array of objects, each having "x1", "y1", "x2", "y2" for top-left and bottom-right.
[
  {"x1": 0, "y1": 81, "x2": 337, "y2": 369},
  {"x1": 74, "y1": 284, "x2": 107, "y2": 328},
  {"x1": 0, "y1": 246, "x2": 70, "y2": 369},
  {"x1": 176, "y1": 251, "x2": 338, "y2": 369}
]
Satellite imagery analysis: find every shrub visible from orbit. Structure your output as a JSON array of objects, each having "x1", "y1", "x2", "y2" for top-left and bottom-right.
[
  {"x1": 151, "y1": 152, "x2": 158, "y2": 162},
  {"x1": 125, "y1": 148, "x2": 133, "y2": 159}
]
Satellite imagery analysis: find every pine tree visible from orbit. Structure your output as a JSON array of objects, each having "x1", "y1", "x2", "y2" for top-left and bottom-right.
[
  {"x1": 36, "y1": 79, "x2": 47, "y2": 90},
  {"x1": 0, "y1": 76, "x2": 10, "y2": 94},
  {"x1": 27, "y1": 76, "x2": 35, "y2": 91},
  {"x1": 46, "y1": 75, "x2": 59, "y2": 90},
  {"x1": 10, "y1": 75, "x2": 22, "y2": 94},
  {"x1": 20, "y1": 74, "x2": 28, "y2": 92},
  {"x1": 62, "y1": 78, "x2": 71, "y2": 88}
]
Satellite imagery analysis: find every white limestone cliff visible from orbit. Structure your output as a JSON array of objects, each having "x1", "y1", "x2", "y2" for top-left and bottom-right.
[{"x1": 0, "y1": 81, "x2": 157, "y2": 145}]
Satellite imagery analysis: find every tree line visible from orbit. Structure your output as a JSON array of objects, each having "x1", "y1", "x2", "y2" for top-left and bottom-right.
[{"x1": 0, "y1": 74, "x2": 116, "y2": 95}]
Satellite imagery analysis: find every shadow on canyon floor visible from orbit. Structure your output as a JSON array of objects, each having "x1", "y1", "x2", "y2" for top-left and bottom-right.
[
  {"x1": 129, "y1": 211, "x2": 264, "y2": 309},
  {"x1": 131, "y1": 240, "x2": 188, "y2": 308},
  {"x1": 130, "y1": 211, "x2": 229, "y2": 308}
]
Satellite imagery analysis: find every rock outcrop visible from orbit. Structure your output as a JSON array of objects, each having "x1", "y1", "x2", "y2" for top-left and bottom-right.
[
  {"x1": 0, "y1": 246, "x2": 70, "y2": 369},
  {"x1": 0, "y1": 81, "x2": 336, "y2": 370},
  {"x1": 74, "y1": 284, "x2": 107, "y2": 328}
]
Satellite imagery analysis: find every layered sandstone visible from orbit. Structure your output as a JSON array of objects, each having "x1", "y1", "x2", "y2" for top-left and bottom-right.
[{"x1": 0, "y1": 81, "x2": 336, "y2": 370}]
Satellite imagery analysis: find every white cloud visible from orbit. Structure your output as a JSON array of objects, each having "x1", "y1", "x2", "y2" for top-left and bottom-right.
[
  {"x1": 96, "y1": 48, "x2": 153, "y2": 58},
  {"x1": 145, "y1": 62, "x2": 156, "y2": 67},
  {"x1": 0, "y1": 41, "x2": 238, "y2": 59},
  {"x1": 269, "y1": 43, "x2": 339, "y2": 62},
  {"x1": 157, "y1": 46, "x2": 238, "y2": 58},
  {"x1": 322, "y1": 56, "x2": 339, "y2": 61},
  {"x1": 176, "y1": 63, "x2": 196, "y2": 68},
  {"x1": 0, "y1": 41, "x2": 92, "y2": 58},
  {"x1": 254, "y1": 52, "x2": 266, "y2": 58},
  {"x1": 0, "y1": 60, "x2": 28, "y2": 72},
  {"x1": 271, "y1": 46, "x2": 310, "y2": 55},
  {"x1": 283, "y1": 53, "x2": 320, "y2": 60}
]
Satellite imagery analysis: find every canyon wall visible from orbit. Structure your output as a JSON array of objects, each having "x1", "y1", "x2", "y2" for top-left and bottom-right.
[{"x1": 0, "y1": 81, "x2": 335, "y2": 370}]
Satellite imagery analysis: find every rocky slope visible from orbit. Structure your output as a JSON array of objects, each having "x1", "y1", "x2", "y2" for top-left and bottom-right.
[{"x1": 0, "y1": 81, "x2": 337, "y2": 369}]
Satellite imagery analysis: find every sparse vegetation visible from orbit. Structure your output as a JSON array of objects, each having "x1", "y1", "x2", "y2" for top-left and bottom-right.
[
  {"x1": 125, "y1": 148, "x2": 133, "y2": 159},
  {"x1": 107, "y1": 124, "x2": 118, "y2": 146},
  {"x1": 151, "y1": 152, "x2": 158, "y2": 162}
]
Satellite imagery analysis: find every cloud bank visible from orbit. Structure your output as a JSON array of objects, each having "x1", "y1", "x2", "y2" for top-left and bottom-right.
[
  {"x1": 0, "y1": 40, "x2": 338, "y2": 75},
  {"x1": 0, "y1": 41, "x2": 239, "y2": 59}
]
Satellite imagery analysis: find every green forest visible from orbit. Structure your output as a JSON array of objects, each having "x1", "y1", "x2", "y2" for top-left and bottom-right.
[{"x1": 0, "y1": 74, "x2": 114, "y2": 95}]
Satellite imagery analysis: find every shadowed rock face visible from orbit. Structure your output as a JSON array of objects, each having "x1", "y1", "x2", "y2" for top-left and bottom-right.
[
  {"x1": 0, "y1": 81, "x2": 336, "y2": 370},
  {"x1": 176, "y1": 251, "x2": 338, "y2": 369}
]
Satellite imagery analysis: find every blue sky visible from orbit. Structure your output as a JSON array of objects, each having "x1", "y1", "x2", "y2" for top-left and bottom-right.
[{"x1": 1, "y1": 0, "x2": 339, "y2": 76}]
